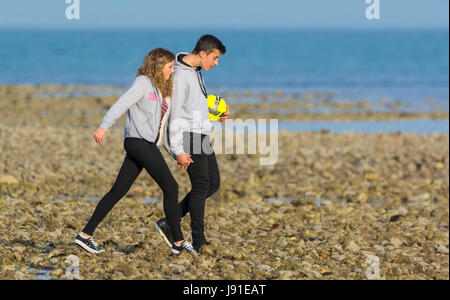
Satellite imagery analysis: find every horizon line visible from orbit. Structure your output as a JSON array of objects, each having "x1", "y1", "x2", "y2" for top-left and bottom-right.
[{"x1": 1, "y1": 25, "x2": 449, "y2": 31}]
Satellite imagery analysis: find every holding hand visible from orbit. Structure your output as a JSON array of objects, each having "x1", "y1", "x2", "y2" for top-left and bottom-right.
[
  {"x1": 176, "y1": 153, "x2": 193, "y2": 170},
  {"x1": 94, "y1": 128, "x2": 107, "y2": 143},
  {"x1": 219, "y1": 105, "x2": 230, "y2": 122}
]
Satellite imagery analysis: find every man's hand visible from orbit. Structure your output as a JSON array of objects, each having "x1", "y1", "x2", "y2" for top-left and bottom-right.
[
  {"x1": 94, "y1": 128, "x2": 107, "y2": 143},
  {"x1": 219, "y1": 105, "x2": 230, "y2": 122},
  {"x1": 176, "y1": 153, "x2": 193, "y2": 170}
]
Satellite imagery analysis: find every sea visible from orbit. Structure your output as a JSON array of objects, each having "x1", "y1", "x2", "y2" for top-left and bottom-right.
[{"x1": 1, "y1": 28, "x2": 448, "y2": 133}]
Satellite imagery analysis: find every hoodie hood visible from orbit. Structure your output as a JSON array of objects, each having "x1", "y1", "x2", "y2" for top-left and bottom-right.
[
  {"x1": 175, "y1": 52, "x2": 208, "y2": 98},
  {"x1": 175, "y1": 52, "x2": 198, "y2": 72}
]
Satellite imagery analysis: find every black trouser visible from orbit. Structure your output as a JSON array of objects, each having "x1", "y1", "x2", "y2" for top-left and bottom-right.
[
  {"x1": 178, "y1": 132, "x2": 220, "y2": 244},
  {"x1": 82, "y1": 137, "x2": 183, "y2": 242}
]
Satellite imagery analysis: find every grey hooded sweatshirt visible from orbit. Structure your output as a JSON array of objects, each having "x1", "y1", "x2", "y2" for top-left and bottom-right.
[
  {"x1": 168, "y1": 52, "x2": 213, "y2": 156},
  {"x1": 99, "y1": 75, "x2": 169, "y2": 145}
]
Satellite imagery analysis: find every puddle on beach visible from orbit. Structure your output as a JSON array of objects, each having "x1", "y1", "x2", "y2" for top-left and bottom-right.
[
  {"x1": 224, "y1": 97, "x2": 262, "y2": 104},
  {"x1": 368, "y1": 199, "x2": 385, "y2": 207},
  {"x1": 142, "y1": 198, "x2": 158, "y2": 204},
  {"x1": 268, "y1": 198, "x2": 291, "y2": 205},
  {"x1": 54, "y1": 196, "x2": 69, "y2": 201},
  {"x1": 268, "y1": 197, "x2": 384, "y2": 208},
  {"x1": 28, "y1": 268, "x2": 52, "y2": 280},
  {"x1": 216, "y1": 119, "x2": 449, "y2": 134},
  {"x1": 32, "y1": 88, "x2": 124, "y2": 99},
  {"x1": 55, "y1": 196, "x2": 159, "y2": 204},
  {"x1": 54, "y1": 195, "x2": 99, "y2": 203}
]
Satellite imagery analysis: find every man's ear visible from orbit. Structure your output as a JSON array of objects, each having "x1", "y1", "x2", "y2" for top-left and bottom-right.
[{"x1": 199, "y1": 50, "x2": 207, "y2": 58}]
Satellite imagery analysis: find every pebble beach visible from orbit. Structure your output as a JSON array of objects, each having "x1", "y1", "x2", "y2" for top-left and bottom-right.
[{"x1": 0, "y1": 85, "x2": 448, "y2": 280}]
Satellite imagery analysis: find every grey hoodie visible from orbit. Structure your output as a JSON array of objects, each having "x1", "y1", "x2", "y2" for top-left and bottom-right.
[
  {"x1": 99, "y1": 75, "x2": 168, "y2": 144},
  {"x1": 168, "y1": 52, "x2": 213, "y2": 156}
]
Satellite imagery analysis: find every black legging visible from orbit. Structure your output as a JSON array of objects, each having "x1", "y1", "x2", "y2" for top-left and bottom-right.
[
  {"x1": 178, "y1": 132, "x2": 220, "y2": 244},
  {"x1": 82, "y1": 137, "x2": 183, "y2": 242}
]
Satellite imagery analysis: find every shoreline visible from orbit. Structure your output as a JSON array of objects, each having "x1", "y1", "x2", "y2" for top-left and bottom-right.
[{"x1": 0, "y1": 85, "x2": 449, "y2": 125}]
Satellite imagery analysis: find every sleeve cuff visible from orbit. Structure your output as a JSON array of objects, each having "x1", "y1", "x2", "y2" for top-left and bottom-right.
[
  {"x1": 99, "y1": 122, "x2": 111, "y2": 131},
  {"x1": 172, "y1": 147, "x2": 186, "y2": 156}
]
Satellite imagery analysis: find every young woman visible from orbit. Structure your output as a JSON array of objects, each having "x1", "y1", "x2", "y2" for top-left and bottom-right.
[{"x1": 74, "y1": 48, "x2": 196, "y2": 255}]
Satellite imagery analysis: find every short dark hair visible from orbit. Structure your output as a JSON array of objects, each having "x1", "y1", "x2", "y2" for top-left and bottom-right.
[{"x1": 192, "y1": 34, "x2": 226, "y2": 55}]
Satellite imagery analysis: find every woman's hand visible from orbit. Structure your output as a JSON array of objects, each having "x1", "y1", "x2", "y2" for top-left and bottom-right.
[
  {"x1": 94, "y1": 128, "x2": 107, "y2": 144},
  {"x1": 176, "y1": 153, "x2": 193, "y2": 170},
  {"x1": 219, "y1": 105, "x2": 230, "y2": 122}
]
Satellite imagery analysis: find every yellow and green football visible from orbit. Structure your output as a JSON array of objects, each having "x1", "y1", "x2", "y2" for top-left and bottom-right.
[{"x1": 207, "y1": 94, "x2": 227, "y2": 121}]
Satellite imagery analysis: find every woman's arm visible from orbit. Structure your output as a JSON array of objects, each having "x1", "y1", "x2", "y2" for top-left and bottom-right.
[{"x1": 98, "y1": 76, "x2": 147, "y2": 132}]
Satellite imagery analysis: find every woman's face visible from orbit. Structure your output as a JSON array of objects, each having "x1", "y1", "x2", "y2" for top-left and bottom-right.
[{"x1": 163, "y1": 60, "x2": 175, "y2": 81}]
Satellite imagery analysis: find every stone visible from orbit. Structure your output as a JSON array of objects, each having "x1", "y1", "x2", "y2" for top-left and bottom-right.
[
  {"x1": 0, "y1": 175, "x2": 19, "y2": 185},
  {"x1": 347, "y1": 241, "x2": 360, "y2": 253}
]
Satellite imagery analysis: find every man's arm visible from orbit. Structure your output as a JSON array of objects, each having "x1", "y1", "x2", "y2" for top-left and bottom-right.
[
  {"x1": 168, "y1": 75, "x2": 194, "y2": 168},
  {"x1": 169, "y1": 75, "x2": 189, "y2": 156}
]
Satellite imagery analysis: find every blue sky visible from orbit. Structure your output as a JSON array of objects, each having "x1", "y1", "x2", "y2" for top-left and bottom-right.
[{"x1": 0, "y1": 0, "x2": 448, "y2": 29}]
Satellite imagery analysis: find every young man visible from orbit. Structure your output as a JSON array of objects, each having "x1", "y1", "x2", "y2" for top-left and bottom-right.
[{"x1": 154, "y1": 34, "x2": 229, "y2": 253}]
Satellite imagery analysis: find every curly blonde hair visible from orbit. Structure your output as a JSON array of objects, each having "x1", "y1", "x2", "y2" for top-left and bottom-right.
[{"x1": 136, "y1": 48, "x2": 175, "y2": 98}]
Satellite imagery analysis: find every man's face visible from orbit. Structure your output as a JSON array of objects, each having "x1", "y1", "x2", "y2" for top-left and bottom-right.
[{"x1": 200, "y1": 49, "x2": 221, "y2": 72}]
